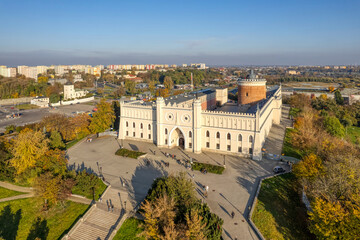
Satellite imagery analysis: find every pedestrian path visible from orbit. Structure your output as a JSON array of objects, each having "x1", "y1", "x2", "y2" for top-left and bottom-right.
[
  {"x1": 0, "y1": 181, "x2": 32, "y2": 193},
  {"x1": 64, "y1": 186, "x2": 127, "y2": 240},
  {"x1": 0, "y1": 193, "x2": 34, "y2": 203}
]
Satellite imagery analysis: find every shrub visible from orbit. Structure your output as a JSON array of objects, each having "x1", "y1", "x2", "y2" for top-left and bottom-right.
[
  {"x1": 72, "y1": 171, "x2": 107, "y2": 200},
  {"x1": 192, "y1": 162, "x2": 225, "y2": 174},
  {"x1": 115, "y1": 148, "x2": 145, "y2": 159}
]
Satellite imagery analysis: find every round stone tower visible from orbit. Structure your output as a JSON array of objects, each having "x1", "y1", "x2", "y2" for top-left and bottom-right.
[{"x1": 238, "y1": 70, "x2": 266, "y2": 105}]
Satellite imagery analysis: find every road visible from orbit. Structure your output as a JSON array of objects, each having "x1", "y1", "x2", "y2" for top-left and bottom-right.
[{"x1": 0, "y1": 103, "x2": 96, "y2": 132}]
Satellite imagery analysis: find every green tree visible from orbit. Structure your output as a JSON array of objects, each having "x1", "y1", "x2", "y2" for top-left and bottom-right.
[
  {"x1": 125, "y1": 80, "x2": 136, "y2": 96},
  {"x1": 164, "y1": 76, "x2": 173, "y2": 91},
  {"x1": 49, "y1": 131, "x2": 65, "y2": 149},
  {"x1": 89, "y1": 99, "x2": 115, "y2": 134},
  {"x1": 323, "y1": 116, "x2": 345, "y2": 137},
  {"x1": 334, "y1": 90, "x2": 344, "y2": 105}
]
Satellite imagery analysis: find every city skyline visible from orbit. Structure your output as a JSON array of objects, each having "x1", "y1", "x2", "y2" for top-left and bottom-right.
[{"x1": 1, "y1": 0, "x2": 359, "y2": 66}]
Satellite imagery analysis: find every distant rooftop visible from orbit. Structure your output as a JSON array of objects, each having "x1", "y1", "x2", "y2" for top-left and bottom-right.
[{"x1": 163, "y1": 89, "x2": 215, "y2": 105}]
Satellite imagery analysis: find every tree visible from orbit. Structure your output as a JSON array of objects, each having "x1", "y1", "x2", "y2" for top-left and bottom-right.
[
  {"x1": 125, "y1": 80, "x2": 136, "y2": 96},
  {"x1": 49, "y1": 131, "x2": 65, "y2": 149},
  {"x1": 185, "y1": 210, "x2": 206, "y2": 240},
  {"x1": 34, "y1": 172, "x2": 74, "y2": 206},
  {"x1": 323, "y1": 116, "x2": 345, "y2": 137},
  {"x1": 293, "y1": 153, "x2": 323, "y2": 181},
  {"x1": 334, "y1": 90, "x2": 344, "y2": 105},
  {"x1": 149, "y1": 81, "x2": 156, "y2": 95},
  {"x1": 10, "y1": 129, "x2": 49, "y2": 174},
  {"x1": 164, "y1": 76, "x2": 173, "y2": 91},
  {"x1": 37, "y1": 76, "x2": 49, "y2": 84},
  {"x1": 89, "y1": 99, "x2": 115, "y2": 134},
  {"x1": 141, "y1": 199, "x2": 161, "y2": 240},
  {"x1": 70, "y1": 113, "x2": 91, "y2": 139}
]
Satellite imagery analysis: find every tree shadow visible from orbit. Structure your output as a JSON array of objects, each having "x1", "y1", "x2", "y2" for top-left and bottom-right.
[
  {"x1": 125, "y1": 158, "x2": 168, "y2": 208},
  {"x1": 0, "y1": 205, "x2": 22, "y2": 240},
  {"x1": 67, "y1": 161, "x2": 96, "y2": 175},
  {"x1": 26, "y1": 217, "x2": 49, "y2": 240}
]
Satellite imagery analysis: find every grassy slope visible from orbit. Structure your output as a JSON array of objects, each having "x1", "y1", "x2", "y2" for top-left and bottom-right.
[
  {"x1": 252, "y1": 173, "x2": 313, "y2": 240},
  {"x1": 0, "y1": 198, "x2": 88, "y2": 240},
  {"x1": 346, "y1": 126, "x2": 360, "y2": 145},
  {"x1": 113, "y1": 217, "x2": 145, "y2": 240},
  {"x1": 0, "y1": 187, "x2": 24, "y2": 199},
  {"x1": 15, "y1": 104, "x2": 39, "y2": 110},
  {"x1": 282, "y1": 128, "x2": 303, "y2": 159}
]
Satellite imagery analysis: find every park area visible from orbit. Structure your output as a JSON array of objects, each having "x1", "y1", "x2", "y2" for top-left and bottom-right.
[
  {"x1": 252, "y1": 173, "x2": 313, "y2": 240},
  {"x1": 0, "y1": 194, "x2": 89, "y2": 239}
]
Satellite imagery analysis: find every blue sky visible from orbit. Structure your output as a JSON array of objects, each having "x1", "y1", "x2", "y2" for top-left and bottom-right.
[{"x1": 0, "y1": 0, "x2": 359, "y2": 66}]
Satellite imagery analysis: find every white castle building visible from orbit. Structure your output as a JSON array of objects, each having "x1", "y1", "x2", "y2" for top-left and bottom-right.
[
  {"x1": 63, "y1": 82, "x2": 88, "y2": 100},
  {"x1": 118, "y1": 74, "x2": 282, "y2": 160}
]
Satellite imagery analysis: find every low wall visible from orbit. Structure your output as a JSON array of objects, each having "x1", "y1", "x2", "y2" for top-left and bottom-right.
[
  {"x1": 50, "y1": 97, "x2": 94, "y2": 106},
  {"x1": 0, "y1": 97, "x2": 33, "y2": 105}
]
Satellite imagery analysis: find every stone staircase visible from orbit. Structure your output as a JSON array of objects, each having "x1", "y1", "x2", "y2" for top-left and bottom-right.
[{"x1": 63, "y1": 186, "x2": 128, "y2": 240}]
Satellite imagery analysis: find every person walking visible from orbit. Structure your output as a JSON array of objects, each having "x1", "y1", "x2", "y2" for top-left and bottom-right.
[{"x1": 231, "y1": 211, "x2": 235, "y2": 219}]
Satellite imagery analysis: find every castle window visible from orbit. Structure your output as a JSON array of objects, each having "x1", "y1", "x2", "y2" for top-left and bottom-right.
[
  {"x1": 189, "y1": 143, "x2": 192, "y2": 148},
  {"x1": 126, "y1": 131, "x2": 129, "y2": 136},
  {"x1": 165, "y1": 128, "x2": 168, "y2": 134},
  {"x1": 141, "y1": 133, "x2": 143, "y2": 138},
  {"x1": 206, "y1": 142, "x2": 210, "y2": 148},
  {"x1": 238, "y1": 147, "x2": 242, "y2": 152},
  {"x1": 126, "y1": 122, "x2": 128, "y2": 127},
  {"x1": 148, "y1": 124, "x2": 151, "y2": 130},
  {"x1": 249, "y1": 135, "x2": 253, "y2": 143},
  {"x1": 206, "y1": 131, "x2": 210, "y2": 137},
  {"x1": 238, "y1": 134, "x2": 242, "y2": 141},
  {"x1": 165, "y1": 139, "x2": 168, "y2": 144},
  {"x1": 216, "y1": 143, "x2": 220, "y2": 149},
  {"x1": 227, "y1": 145, "x2": 231, "y2": 151},
  {"x1": 148, "y1": 134, "x2": 151, "y2": 139},
  {"x1": 189, "y1": 131, "x2": 192, "y2": 138},
  {"x1": 140, "y1": 123, "x2": 143, "y2": 129},
  {"x1": 249, "y1": 148, "x2": 253, "y2": 154},
  {"x1": 216, "y1": 132, "x2": 220, "y2": 139},
  {"x1": 133, "y1": 122, "x2": 135, "y2": 128},
  {"x1": 227, "y1": 133, "x2": 231, "y2": 140},
  {"x1": 246, "y1": 92, "x2": 249, "y2": 97},
  {"x1": 133, "y1": 132, "x2": 135, "y2": 137}
]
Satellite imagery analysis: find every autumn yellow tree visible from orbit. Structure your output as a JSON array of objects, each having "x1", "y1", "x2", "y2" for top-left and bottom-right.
[
  {"x1": 11, "y1": 129, "x2": 49, "y2": 174},
  {"x1": 141, "y1": 199, "x2": 160, "y2": 240},
  {"x1": 89, "y1": 99, "x2": 115, "y2": 134},
  {"x1": 185, "y1": 210, "x2": 206, "y2": 240},
  {"x1": 293, "y1": 153, "x2": 323, "y2": 181}
]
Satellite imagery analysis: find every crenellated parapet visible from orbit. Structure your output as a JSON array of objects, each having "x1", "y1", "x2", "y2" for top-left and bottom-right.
[{"x1": 202, "y1": 109, "x2": 256, "y2": 117}]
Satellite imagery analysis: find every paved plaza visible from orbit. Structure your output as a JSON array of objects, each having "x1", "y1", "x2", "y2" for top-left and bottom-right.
[{"x1": 68, "y1": 119, "x2": 290, "y2": 240}]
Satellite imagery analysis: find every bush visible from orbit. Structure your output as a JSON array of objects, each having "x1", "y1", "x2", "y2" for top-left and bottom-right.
[
  {"x1": 192, "y1": 162, "x2": 225, "y2": 174},
  {"x1": 72, "y1": 171, "x2": 107, "y2": 200},
  {"x1": 115, "y1": 148, "x2": 145, "y2": 159}
]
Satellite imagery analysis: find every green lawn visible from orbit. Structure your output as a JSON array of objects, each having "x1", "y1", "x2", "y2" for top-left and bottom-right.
[
  {"x1": 115, "y1": 148, "x2": 146, "y2": 159},
  {"x1": 65, "y1": 136, "x2": 87, "y2": 149},
  {"x1": 252, "y1": 173, "x2": 313, "y2": 240},
  {"x1": 15, "y1": 104, "x2": 39, "y2": 110},
  {"x1": 72, "y1": 179, "x2": 107, "y2": 201},
  {"x1": 0, "y1": 198, "x2": 89, "y2": 240},
  {"x1": 346, "y1": 126, "x2": 360, "y2": 145},
  {"x1": 192, "y1": 162, "x2": 225, "y2": 174},
  {"x1": 113, "y1": 217, "x2": 145, "y2": 240},
  {"x1": 0, "y1": 187, "x2": 24, "y2": 199},
  {"x1": 282, "y1": 128, "x2": 303, "y2": 159}
]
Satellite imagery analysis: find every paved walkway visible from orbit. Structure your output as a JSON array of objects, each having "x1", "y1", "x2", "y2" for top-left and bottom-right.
[
  {"x1": 0, "y1": 181, "x2": 33, "y2": 193},
  {"x1": 0, "y1": 193, "x2": 34, "y2": 203}
]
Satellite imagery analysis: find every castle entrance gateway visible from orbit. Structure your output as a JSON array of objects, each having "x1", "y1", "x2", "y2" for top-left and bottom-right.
[{"x1": 169, "y1": 127, "x2": 185, "y2": 149}]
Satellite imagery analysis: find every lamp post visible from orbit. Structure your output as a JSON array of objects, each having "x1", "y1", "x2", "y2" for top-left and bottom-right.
[{"x1": 223, "y1": 155, "x2": 226, "y2": 168}]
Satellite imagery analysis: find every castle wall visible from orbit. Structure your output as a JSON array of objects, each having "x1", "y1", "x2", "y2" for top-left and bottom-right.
[{"x1": 238, "y1": 85, "x2": 266, "y2": 105}]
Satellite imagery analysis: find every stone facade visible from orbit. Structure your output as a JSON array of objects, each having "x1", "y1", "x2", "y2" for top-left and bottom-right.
[
  {"x1": 118, "y1": 86, "x2": 282, "y2": 160},
  {"x1": 63, "y1": 83, "x2": 88, "y2": 100}
]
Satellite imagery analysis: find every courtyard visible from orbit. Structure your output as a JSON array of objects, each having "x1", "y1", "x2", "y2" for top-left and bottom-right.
[{"x1": 67, "y1": 133, "x2": 290, "y2": 240}]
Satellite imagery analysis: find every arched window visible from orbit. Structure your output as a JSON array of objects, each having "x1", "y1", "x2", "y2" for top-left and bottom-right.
[
  {"x1": 126, "y1": 121, "x2": 128, "y2": 127},
  {"x1": 133, "y1": 122, "x2": 135, "y2": 128},
  {"x1": 216, "y1": 132, "x2": 220, "y2": 139},
  {"x1": 165, "y1": 128, "x2": 168, "y2": 134},
  {"x1": 227, "y1": 133, "x2": 231, "y2": 140},
  {"x1": 249, "y1": 135, "x2": 253, "y2": 143},
  {"x1": 189, "y1": 131, "x2": 192, "y2": 138},
  {"x1": 206, "y1": 131, "x2": 210, "y2": 137},
  {"x1": 238, "y1": 134, "x2": 242, "y2": 141},
  {"x1": 140, "y1": 123, "x2": 143, "y2": 129},
  {"x1": 148, "y1": 124, "x2": 151, "y2": 130}
]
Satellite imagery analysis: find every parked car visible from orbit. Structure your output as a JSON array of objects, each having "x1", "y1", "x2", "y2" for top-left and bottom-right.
[{"x1": 273, "y1": 166, "x2": 285, "y2": 174}]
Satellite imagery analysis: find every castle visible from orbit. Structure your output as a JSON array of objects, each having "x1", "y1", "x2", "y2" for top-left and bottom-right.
[{"x1": 118, "y1": 72, "x2": 282, "y2": 160}]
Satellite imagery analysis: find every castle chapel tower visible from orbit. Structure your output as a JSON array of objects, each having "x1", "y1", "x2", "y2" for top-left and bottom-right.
[{"x1": 238, "y1": 70, "x2": 266, "y2": 105}]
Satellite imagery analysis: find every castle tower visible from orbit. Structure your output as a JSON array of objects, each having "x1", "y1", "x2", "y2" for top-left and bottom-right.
[{"x1": 238, "y1": 70, "x2": 266, "y2": 105}]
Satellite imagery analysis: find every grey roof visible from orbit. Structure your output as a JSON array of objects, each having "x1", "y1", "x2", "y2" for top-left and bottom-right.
[{"x1": 164, "y1": 89, "x2": 215, "y2": 105}]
